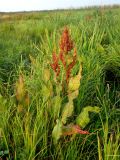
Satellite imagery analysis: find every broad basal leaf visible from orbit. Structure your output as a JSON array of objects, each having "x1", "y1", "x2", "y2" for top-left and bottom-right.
[
  {"x1": 52, "y1": 121, "x2": 90, "y2": 143},
  {"x1": 76, "y1": 106, "x2": 100, "y2": 128}
]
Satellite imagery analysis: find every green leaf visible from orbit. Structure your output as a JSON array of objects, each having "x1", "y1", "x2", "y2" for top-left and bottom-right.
[
  {"x1": 52, "y1": 95, "x2": 61, "y2": 118},
  {"x1": 96, "y1": 43, "x2": 105, "y2": 53},
  {"x1": 52, "y1": 119, "x2": 62, "y2": 144},
  {"x1": 0, "y1": 150, "x2": 9, "y2": 156},
  {"x1": 61, "y1": 101, "x2": 74, "y2": 124},
  {"x1": 76, "y1": 106, "x2": 100, "y2": 128}
]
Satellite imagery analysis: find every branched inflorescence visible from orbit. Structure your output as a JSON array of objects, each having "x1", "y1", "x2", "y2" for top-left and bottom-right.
[{"x1": 51, "y1": 27, "x2": 77, "y2": 83}]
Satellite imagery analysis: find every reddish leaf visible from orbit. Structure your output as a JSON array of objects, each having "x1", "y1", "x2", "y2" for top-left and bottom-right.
[
  {"x1": 62, "y1": 124, "x2": 89, "y2": 136},
  {"x1": 73, "y1": 125, "x2": 89, "y2": 134}
]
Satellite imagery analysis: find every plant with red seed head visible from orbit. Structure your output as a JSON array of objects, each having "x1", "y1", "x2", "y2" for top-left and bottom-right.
[
  {"x1": 50, "y1": 52, "x2": 60, "y2": 77},
  {"x1": 51, "y1": 27, "x2": 76, "y2": 83},
  {"x1": 60, "y1": 27, "x2": 74, "y2": 54},
  {"x1": 60, "y1": 28, "x2": 76, "y2": 83},
  {"x1": 50, "y1": 27, "x2": 100, "y2": 144}
]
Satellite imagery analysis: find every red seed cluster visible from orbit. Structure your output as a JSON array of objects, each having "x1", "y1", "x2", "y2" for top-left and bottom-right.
[
  {"x1": 51, "y1": 27, "x2": 77, "y2": 83},
  {"x1": 50, "y1": 52, "x2": 60, "y2": 77},
  {"x1": 59, "y1": 51, "x2": 66, "y2": 67},
  {"x1": 60, "y1": 27, "x2": 74, "y2": 54},
  {"x1": 66, "y1": 48, "x2": 77, "y2": 83}
]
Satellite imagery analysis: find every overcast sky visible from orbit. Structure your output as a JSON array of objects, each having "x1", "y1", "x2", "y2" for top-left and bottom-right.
[{"x1": 0, "y1": 0, "x2": 120, "y2": 12}]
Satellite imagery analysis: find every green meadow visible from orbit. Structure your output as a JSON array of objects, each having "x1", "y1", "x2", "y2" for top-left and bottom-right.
[{"x1": 0, "y1": 6, "x2": 120, "y2": 160}]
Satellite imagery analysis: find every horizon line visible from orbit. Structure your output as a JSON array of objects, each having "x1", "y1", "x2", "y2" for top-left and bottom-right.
[{"x1": 0, "y1": 4, "x2": 120, "y2": 13}]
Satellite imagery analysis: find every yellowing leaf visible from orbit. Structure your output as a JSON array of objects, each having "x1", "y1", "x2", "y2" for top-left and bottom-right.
[
  {"x1": 52, "y1": 119, "x2": 62, "y2": 144},
  {"x1": 68, "y1": 76, "x2": 80, "y2": 92},
  {"x1": 76, "y1": 106, "x2": 100, "y2": 128},
  {"x1": 61, "y1": 100, "x2": 74, "y2": 124},
  {"x1": 68, "y1": 90, "x2": 79, "y2": 101},
  {"x1": 86, "y1": 106, "x2": 101, "y2": 113},
  {"x1": 43, "y1": 68, "x2": 51, "y2": 82},
  {"x1": 68, "y1": 64, "x2": 82, "y2": 92},
  {"x1": 76, "y1": 110, "x2": 90, "y2": 129}
]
